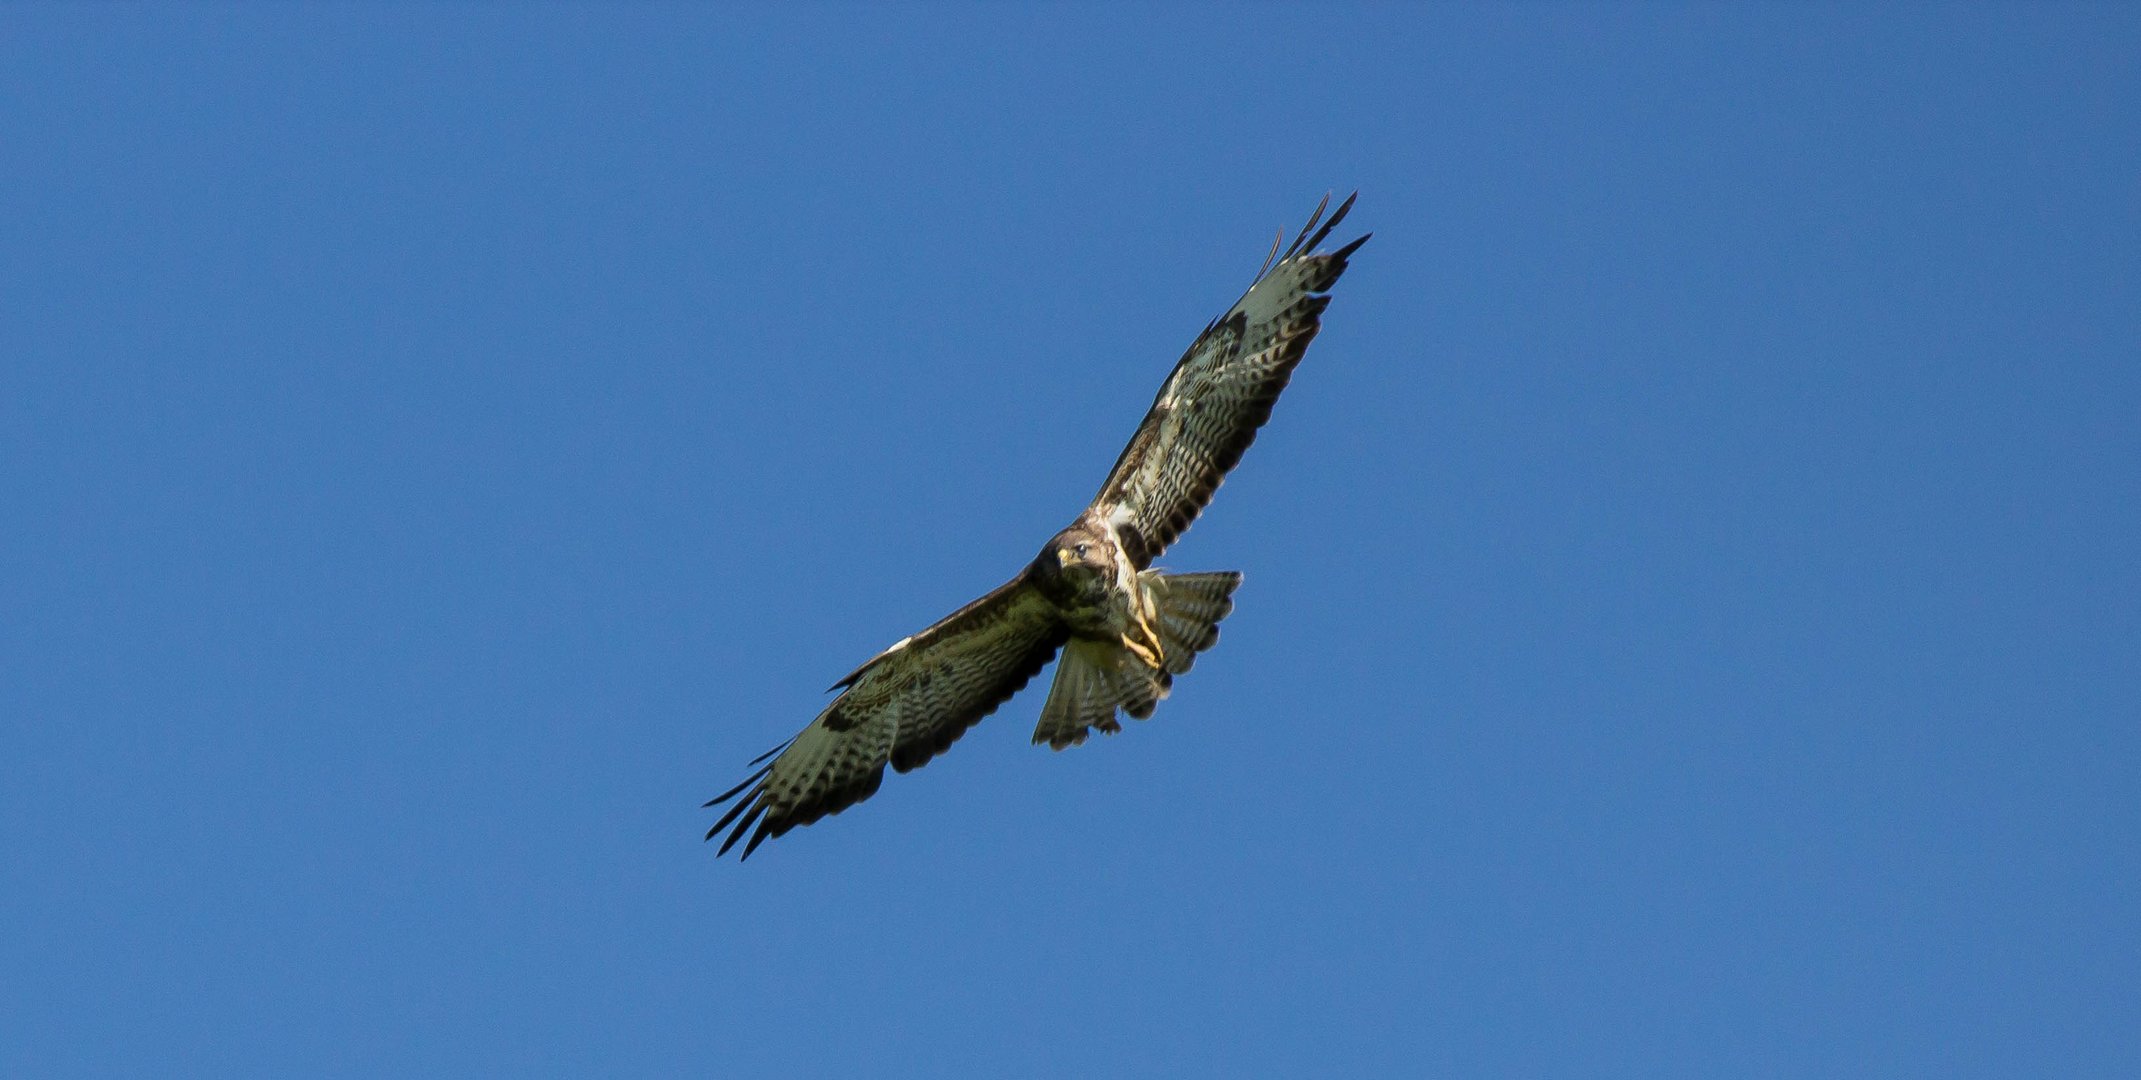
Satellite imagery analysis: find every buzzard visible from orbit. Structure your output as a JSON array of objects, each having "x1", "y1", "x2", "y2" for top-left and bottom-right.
[{"x1": 707, "y1": 194, "x2": 1369, "y2": 858}]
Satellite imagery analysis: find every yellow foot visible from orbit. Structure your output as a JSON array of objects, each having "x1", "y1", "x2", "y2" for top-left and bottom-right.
[{"x1": 1121, "y1": 616, "x2": 1165, "y2": 671}]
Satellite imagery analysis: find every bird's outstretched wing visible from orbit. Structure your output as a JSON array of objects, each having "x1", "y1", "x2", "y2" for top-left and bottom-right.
[
  {"x1": 1091, "y1": 193, "x2": 1369, "y2": 568},
  {"x1": 705, "y1": 574, "x2": 1067, "y2": 859}
]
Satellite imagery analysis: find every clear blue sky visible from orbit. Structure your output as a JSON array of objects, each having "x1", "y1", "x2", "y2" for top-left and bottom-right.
[{"x1": 4, "y1": 6, "x2": 2136, "y2": 1076}]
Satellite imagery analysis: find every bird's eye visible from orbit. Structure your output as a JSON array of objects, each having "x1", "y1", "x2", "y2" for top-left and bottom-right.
[{"x1": 1074, "y1": 543, "x2": 1088, "y2": 558}]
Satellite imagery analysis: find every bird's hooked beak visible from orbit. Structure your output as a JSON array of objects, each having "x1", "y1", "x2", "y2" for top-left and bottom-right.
[{"x1": 1056, "y1": 547, "x2": 1075, "y2": 568}]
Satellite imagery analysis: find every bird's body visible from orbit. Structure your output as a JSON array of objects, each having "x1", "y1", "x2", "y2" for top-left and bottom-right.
[
  {"x1": 708, "y1": 195, "x2": 1369, "y2": 858},
  {"x1": 1031, "y1": 516, "x2": 1156, "y2": 661}
]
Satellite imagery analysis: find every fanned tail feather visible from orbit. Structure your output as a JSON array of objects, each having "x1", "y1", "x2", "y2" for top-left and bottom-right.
[
  {"x1": 1030, "y1": 571, "x2": 1242, "y2": 749},
  {"x1": 1147, "y1": 571, "x2": 1241, "y2": 676},
  {"x1": 1032, "y1": 639, "x2": 1146, "y2": 749}
]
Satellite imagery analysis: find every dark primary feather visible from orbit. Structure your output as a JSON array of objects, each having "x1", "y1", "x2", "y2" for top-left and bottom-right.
[{"x1": 1091, "y1": 193, "x2": 1369, "y2": 566}]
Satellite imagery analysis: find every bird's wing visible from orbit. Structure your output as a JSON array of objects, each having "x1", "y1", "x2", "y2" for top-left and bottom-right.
[
  {"x1": 705, "y1": 573, "x2": 1067, "y2": 858},
  {"x1": 1090, "y1": 193, "x2": 1369, "y2": 568}
]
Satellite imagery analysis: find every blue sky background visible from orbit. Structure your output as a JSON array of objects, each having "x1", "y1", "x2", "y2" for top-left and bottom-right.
[{"x1": 4, "y1": 5, "x2": 2136, "y2": 1076}]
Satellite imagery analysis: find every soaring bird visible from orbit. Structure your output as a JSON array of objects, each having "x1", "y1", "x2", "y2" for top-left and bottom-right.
[{"x1": 707, "y1": 194, "x2": 1369, "y2": 858}]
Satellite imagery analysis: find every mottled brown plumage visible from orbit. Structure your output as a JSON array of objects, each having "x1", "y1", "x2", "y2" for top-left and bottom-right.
[{"x1": 707, "y1": 195, "x2": 1367, "y2": 858}]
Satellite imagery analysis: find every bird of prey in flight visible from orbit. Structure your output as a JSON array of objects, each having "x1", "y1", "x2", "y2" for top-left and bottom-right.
[{"x1": 707, "y1": 194, "x2": 1369, "y2": 858}]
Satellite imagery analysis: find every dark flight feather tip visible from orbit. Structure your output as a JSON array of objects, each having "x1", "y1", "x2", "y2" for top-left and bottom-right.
[
  {"x1": 1285, "y1": 192, "x2": 1332, "y2": 259},
  {"x1": 716, "y1": 802, "x2": 765, "y2": 856},
  {"x1": 739, "y1": 821, "x2": 775, "y2": 860},
  {"x1": 1255, "y1": 228, "x2": 1284, "y2": 282},
  {"x1": 748, "y1": 739, "x2": 794, "y2": 768},
  {"x1": 707, "y1": 787, "x2": 762, "y2": 840},
  {"x1": 703, "y1": 761, "x2": 775, "y2": 808},
  {"x1": 1298, "y1": 191, "x2": 1358, "y2": 258}
]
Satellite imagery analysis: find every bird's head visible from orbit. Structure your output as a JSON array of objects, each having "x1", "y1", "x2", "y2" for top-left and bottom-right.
[{"x1": 1037, "y1": 524, "x2": 1111, "y2": 583}]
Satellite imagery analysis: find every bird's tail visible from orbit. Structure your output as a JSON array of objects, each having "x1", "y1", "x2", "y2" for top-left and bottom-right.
[
  {"x1": 1145, "y1": 571, "x2": 1242, "y2": 676},
  {"x1": 1031, "y1": 571, "x2": 1242, "y2": 750}
]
